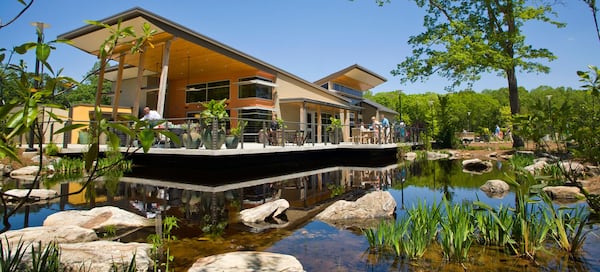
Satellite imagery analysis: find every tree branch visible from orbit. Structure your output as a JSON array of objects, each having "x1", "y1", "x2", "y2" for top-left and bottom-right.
[{"x1": 0, "y1": 0, "x2": 34, "y2": 30}]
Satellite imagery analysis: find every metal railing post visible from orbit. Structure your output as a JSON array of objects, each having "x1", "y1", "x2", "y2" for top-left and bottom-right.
[{"x1": 211, "y1": 116, "x2": 218, "y2": 149}]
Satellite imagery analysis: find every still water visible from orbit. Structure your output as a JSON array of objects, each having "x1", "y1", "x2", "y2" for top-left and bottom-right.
[{"x1": 2, "y1": 158, "x2": 599, "y2": 271}]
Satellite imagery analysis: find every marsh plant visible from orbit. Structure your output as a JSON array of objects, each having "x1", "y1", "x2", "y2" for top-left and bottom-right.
[
  {"x1": 0, "y1": 239, "x2": 86, "y2": 272},
  {"x1": 439, "y1": 200, "x2": 475, "y2": 262},
  {"x1": 147, "y1": 215, "x2": 179, "y2": 272},
  {"x1": 364, "y1": 181, "x2": 592, "y2": 265}
]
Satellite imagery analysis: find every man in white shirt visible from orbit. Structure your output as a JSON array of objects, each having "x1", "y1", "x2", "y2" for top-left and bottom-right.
[
  {"x1": 141, "y1": 107, "x2": 161, "y2": 121},
  {"x1": 140, "y1": 107, "x2": 162, "y2": 128}
]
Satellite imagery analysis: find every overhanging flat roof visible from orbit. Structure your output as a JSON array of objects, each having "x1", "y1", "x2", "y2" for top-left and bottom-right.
[
  {"x1": 314, "y1": 64, "x2": 387, "y2": 92},
  {"x1": 58, "y1": 7, "x2": 351, "y2": 107}
]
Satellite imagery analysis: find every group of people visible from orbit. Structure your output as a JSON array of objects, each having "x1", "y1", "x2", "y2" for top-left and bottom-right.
[
  {"x1": 358, "y1": 114, "x2": 392, "y2": 144},
  {"x1": 494, "y1": 124, "x2": 512, "y2": 142}
]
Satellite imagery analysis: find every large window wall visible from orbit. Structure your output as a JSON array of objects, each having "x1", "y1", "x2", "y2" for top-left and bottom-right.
[
  {"x1": 239, "y1": 109, "x2": 273, "y2": 142},
  {"x1": 185, "y1": 80, "x2": 230, "y2": 103},
  {"x1": 238, "y1": 77, "x2": 274, "y2": 100}
]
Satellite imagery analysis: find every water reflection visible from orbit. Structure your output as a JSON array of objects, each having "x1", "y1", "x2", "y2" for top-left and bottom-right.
[{"x1": 2, "y1": 159, "x2": 599, "y2": 271}]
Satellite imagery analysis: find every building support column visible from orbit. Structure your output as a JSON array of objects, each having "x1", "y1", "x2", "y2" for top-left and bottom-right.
[
  {"x1": 111, "y1": 54, "x2": 125, "y2": 120},
  {"x1": 132, "y1": 47, "x2": 146, "y2": 118},
  {"x1": 156, "y1": 39, "x2": 172, "y2": 118},
  {"x1": 342, "y1": 109, "x2": 350, "y2": 142},
  {"x1": 300, "y1": 102, "x2": 307, "y2": 132},
  {"x1": 316, "y1": 106, "x2": 322, "y2": 143}
]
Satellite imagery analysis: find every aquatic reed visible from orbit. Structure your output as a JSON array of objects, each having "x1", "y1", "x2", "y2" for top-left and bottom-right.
[
  {"x1": 439, "y1": 200, "x2": 475, "y2": 262},
  {"x1": 541, "y1": 192, "x2": 591, "y2": 256}
]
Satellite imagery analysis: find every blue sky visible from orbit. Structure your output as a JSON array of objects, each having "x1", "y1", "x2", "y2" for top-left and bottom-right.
[{"x1": 1, "y1": 0, "x2": 599, "y2": 94}]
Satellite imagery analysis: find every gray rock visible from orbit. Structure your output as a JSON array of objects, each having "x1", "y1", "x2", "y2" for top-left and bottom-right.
[
  {"x1": 543, "y1": 186, "x2": 585, "y2": 200},
  {"x1": 462, "y1": 159, "x2": 493, "y2": 173},
  {"x1": 59, "y1": 241, "x2": 152, "y2": 272},
  {"x1": 9, "y1": 165, "x2": 41, "y2": 179},
  {"x1": 480, "y1": 179, "x2": 510, "y2": 199},
  {"x1": 315, "y1": 190, "x2": 396, "y2": 221},
  {"x1": 0, "y1": 163, "x2": 13, "y2": 176},
  {"x1": 188, "y1": 251, "x2": 304, "y2": 272},
  {"x1": 0, "y1": 225, "x2": 98, "y2": 248},
  {"x1": 404, "y1": 152, "x2": 417, "y2": 161},
  {"x1": 524, "y1": 161, "x2": 548, "y2": 174},
  {"x1": 558, "y1": 161, "x2": 586, "y2": 176},
  {"x1": 43, "y1": 206, "x2": 154, "y2": 231},
  {"x1": 240, "y1": 199, "x2": 289, "y2": 223},
  {"x1": 427, "y1": 151, "x2": 450, "y2": 160},
  {"x1": 3, "y1": 188, "x2": 57, "y2": 201}
]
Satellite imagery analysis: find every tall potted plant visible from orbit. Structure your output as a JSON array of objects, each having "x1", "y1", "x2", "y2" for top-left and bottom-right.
[
  {"x1": 200, "y1": 99, "x2": 228, "y2": 149},
  {"x1": 225, "y1": 120, "x2": 246, "y2": 149},
  {"x1": 182, "y1": 122, "x2": 202, "y2": 149},
  {"x1": 326, "y1": 117, "x2": 343, "y2": 144}
]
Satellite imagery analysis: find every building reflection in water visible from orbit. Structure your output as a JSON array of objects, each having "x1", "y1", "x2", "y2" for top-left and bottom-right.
[{"x1": 3, "y1": 164, "x2": 403, "y2": 233}]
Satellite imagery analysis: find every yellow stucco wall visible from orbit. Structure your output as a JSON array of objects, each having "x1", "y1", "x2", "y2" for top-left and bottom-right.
[{"x1": 70, "y1": 104, "x2": 132, "y2": 144}]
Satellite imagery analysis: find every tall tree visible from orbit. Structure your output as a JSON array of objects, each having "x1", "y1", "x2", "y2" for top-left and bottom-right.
[
  {"x1": 391, "y1": 0, "x2": 563, "y2": 146},
  {"x1": 582, "y1": 0, "x2": 600, "y2": 43}
]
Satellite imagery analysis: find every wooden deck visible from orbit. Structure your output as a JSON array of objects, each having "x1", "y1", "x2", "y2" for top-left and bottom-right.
[{"x1": 58, "y1": 142, "x2": 411, "y2": 185}]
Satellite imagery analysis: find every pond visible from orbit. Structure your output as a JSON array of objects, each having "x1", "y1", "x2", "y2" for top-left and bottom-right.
[{"x1": 2, "y1": 157, "x2": 599, "y2": 271}]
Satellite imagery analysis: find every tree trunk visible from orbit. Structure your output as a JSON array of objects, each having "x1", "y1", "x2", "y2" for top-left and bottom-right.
[{"x1": 507, "y1": 67, "x2": 524, "y2": 148}]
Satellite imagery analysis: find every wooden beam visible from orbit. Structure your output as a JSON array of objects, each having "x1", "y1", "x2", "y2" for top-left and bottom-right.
[
  {"x1": 156, "y1": 39, "x2": 171, "y2": 118},
  {"x1": 133, "y1": 47, "x2": 146, "y2": 118},
  {"x1": 112, "y1": 54, "x2": 126, "y2": 120}
]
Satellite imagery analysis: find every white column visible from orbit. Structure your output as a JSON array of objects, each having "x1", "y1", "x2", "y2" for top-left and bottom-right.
[{"x1": 156, "y1": 40, "x2": 172, "y2": 118}]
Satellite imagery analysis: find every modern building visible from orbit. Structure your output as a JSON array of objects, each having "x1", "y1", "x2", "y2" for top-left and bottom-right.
[{"x1": 59, "y1": 7, "x2": 397, "y2": 143}]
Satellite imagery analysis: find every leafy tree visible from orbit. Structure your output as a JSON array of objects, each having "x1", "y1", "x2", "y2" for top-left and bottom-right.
[
  {"x1": 53, "y1": 61, "x2": 111, "y2": 106},
  {"x1": 0, "y1": 0, "x2": 33, "y2": 30},
  {"x1": 389, "y1": 0, "x2": 564, "y2": 147},
  {"x1": 582, "y1": 0, "x2": 600, "y2": 43}
]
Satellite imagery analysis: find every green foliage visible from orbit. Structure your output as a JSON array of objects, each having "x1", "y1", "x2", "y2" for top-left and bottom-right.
[
  {"x1": 0, "y1": 237, "x2": 26, "y2": 271},
  {"x1": 439, "y1": 200, "x2": 475, "y2": 262},
  {"x1": 200, "y1": 99, "x2": 229, "y2": 126},
  {"x1": 101, "y1": 225, "x2": 118, "y2": 239},
  {"x1": 229, "y1": 120, "x2": 247, "y2": 137},
  {"x1": 392, "y1": 1, "x2": 562, "y2": 91},
  {"x1": 147, "y1": 215, "x2": 179, "y2": 272},
  {"x1": 541, "y1": 192, "x2": 591, "y2": 256},
  {"x1": 327, "y1": 183, "x2": 345, "y2": 198},
  {"x1": 43, "y1": 142, "x2": 60, "y2": 156},
  {"x1": 326, "y1": 117, "x2": 342, "y2": 132},
  {"x1": 201, "y1": 214, "x2": 228, "y2": 240},
  {"x1": 29, "y1": 241, "x2": 61, "y2": 272}
]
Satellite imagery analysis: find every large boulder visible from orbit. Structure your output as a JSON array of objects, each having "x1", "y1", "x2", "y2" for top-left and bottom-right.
[
  {"x1": 240, "y1": 199, "x2": 289, "y2": 223},
  {"x1": 43, "y1": 206, "x2": 153, "y2": 231},
  {"x1": 188, "y1": 251, "x2": 304, "y2": 272},
  {"x1": 0, "y1": 225, "x2": 98, "y2": 248},
  {"x1": 524, "y1": 161, "x2": 548, "y2": 174},
  {"x1": 558, "y1": 161, "x2": 586, "y2": 176},
  {"x1": 404, "y1": 152, "x2": 417, "y2": 161},
  {"x1": 3, "y1": 188, "x2": 57, "y2": 201},
  {"x1": 58, "y1": 241, "x2": 152, "y2": 272},
  {"x1": 462, "y1": 159, "x2": 493, "y2": 174},
  {"x1": 480, "y1": 179, "x2": 510, "y2": 199},
  {"x1": 0, "y1": 163, "x2": 13, "y2": 176},
  {"x1": 315, "y1": 190, "x2": 396, "y2": 221},
  {"x1": 427, "y1": 151, "x2": 450, "y2": 160},
  {"x1": 9, "y1": 165, "x2": 42, "y2": 181},
  {"x1": 543, "y1": 186, "x2": 585, "y2": 201}
]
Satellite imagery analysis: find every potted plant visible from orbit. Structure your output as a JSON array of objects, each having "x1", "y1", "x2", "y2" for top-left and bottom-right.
[
  {"x1": 225, "y1": 120, "x2": 247, "y2": 149},
  {"x1": 200, "y1": 99, "x2": 228, "y2": 149},
  {"x1": 182, "y1": 122, "x2": 202, "y2": 149},
  {"x1": 326, "y1": 117, "x2": 343, "y2": 144}
]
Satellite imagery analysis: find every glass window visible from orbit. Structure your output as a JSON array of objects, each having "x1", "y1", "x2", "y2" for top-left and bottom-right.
[
  {"x1": 239, "y1": 109, "x2": 273, "y2": 142},
  {"x1": 238, "y1": 77, "x2": 273, "y2": 99},
  {"x1": 185, "y1": 80, "x2": 230, "y2": 103},
  {"x1": 333, "y1": 83, "x2": 362, "y2": 98}
]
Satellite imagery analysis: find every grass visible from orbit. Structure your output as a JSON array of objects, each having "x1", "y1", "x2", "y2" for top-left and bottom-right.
[{"x1": 364, "y1": 189, "x2": 592, "y2": 265}]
